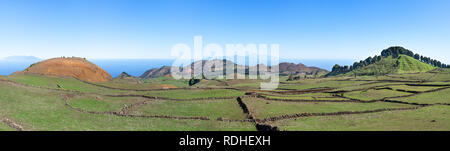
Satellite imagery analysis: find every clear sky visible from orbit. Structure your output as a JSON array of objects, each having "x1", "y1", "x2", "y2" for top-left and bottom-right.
[{"x1": 0, "y1": 0, "x2": 449, "y2": 63}]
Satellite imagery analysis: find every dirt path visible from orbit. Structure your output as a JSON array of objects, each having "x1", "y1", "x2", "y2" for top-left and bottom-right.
[{"x1": 2, "y1": 118, "x2": 23, "y2": 131}]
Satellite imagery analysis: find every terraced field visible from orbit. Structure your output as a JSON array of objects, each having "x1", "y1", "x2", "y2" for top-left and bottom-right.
[
  {"x1": 271, "y1": 105, "x2": 450, "y2": 131},
  {"x1": 1, "y1": 70, "x2": 449, "y2": 131},
  {"x1": 129, "y1": 99, "x2": 246, "y2": 120},
  {"x1": 244, "y1": 98, "x2": 415, "y2": 118}
]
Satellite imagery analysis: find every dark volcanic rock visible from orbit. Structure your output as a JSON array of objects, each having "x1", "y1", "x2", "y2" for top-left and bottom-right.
[
  {"x1": 116, "y1": 72, "x2": 134, "y2": 79},
  {"x1": 140, "y1": 66, "x2": 172, "y2": 79}
]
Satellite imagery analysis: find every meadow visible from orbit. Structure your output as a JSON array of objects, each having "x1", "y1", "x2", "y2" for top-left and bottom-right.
[{"x1": 1, "y1": 69, "x2": 449, "y2": 131}]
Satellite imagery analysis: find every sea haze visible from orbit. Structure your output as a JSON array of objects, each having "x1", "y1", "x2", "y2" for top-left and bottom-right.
[
  {"x1": 0, "y1": 57, "x2": 354, "y2": 77},
  {"x1": 90, "y1": 59, "x2": 175, "y2": 77},
  {"x1": 0, "y1": 56, "x2": 41, "y2": 76}
]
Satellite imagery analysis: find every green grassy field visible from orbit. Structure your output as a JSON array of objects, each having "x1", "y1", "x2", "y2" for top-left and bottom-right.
[
  {"x1": 396, "y1": 55, "x2": 436, "y2": 73},
  {"x1": 260, "y1": 95, "x2": 350, "y2": 101},
  {"x1": 7, "y1": 74, "x2": 128, "y2": 94},
  {"x1": 244, "y1": 98, "x2": 415, "y2": 118},
  {"x1": 392, "y1": 88, "x2": 450, "y2": 104},
  {"x1": 333, "y1": 82, "x2": 397, "y2": 91},
  {"x1": 272, "y1": 105, "x2": 450, "y2": 131},
  {"x1": 428, "y1": 73, "x2": 450, "y2": 81},
  {"x1": 260, "y1": 92, "x2": 339, "y2": 100},
  {"x1": 344, "y1": 89, "x2": 411, "y2": 101},
  {"x1": 140, "y1": 89, "x2": 245, "y2": 99},
  {"x1": 278, "y1": 80, "x2": 369, "y2": 90},
  {"x1": 342, "y1": 55, "x2": 436, "y2": 76},
  {"x1": 68, "y1": 95, "x2": 145, "y2": 113},
  {"x1": 0, "y1": 81, "x2": 255, "y2": 131},
  {"x1": 389, "y1": 85, "x2": 441, "y2": 92},
  {"x1": 142, "y1": 76, "x2": 190, "y2": 88},
  {"x1": 130, "y1": 99, "x2": 246, "y2": 120},
  {"x1": 1, "y1": 69, "x2": 449, "y2": 131},
  {"x1": 97, "y1": 78, "x2": 187, "y2": 90}
]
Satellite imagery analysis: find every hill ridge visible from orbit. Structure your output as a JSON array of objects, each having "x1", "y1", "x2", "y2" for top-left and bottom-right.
[
  {"x1": 140, "y1": 59, "x2": 328, "y2": 79},
  {"x1": 327, "y1": 46, "x2": 448, "y2": 76}
]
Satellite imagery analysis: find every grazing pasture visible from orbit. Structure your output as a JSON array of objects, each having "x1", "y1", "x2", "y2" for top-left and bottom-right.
[{"x1": 1, "y1": 69, "x2": 449, "y2": 131}]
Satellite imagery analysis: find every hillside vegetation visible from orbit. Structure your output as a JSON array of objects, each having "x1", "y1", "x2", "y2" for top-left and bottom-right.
[
  {"x1": 327, "y1": 46, "x2": 446, "y2": 77},
  {"x1": 396, "y1": 55, "x2": 436, "y2": 73},
  {"x1": 341, "y1": 55, "x2": 436, "y2": 76}
]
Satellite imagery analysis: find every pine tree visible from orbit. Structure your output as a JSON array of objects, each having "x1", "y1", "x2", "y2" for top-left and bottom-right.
[{"x1": 414, "y1": 54, "x2": 420, "y2": 60}]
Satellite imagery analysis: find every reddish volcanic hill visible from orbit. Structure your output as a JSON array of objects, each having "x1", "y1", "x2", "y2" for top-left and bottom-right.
[{"x1": 23, "y1": 57, "x2": 112, "y2": 82}]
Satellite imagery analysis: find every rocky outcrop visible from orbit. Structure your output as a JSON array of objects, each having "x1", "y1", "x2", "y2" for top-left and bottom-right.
[{"x1": 116, "y1": 72, "x2": 136, "y2": 79}]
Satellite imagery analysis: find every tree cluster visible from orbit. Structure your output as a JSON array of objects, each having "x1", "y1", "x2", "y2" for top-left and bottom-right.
[{"x1": 188, "y1": 78, "x2": 201, "y2": 86}]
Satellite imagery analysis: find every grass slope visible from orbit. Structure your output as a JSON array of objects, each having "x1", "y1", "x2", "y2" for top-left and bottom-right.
[
  {"x1": 273, "y1": 105, "x2": 450, "y2": 131},
  {"x1": 1, "y1": 65, "x2": 449, "y2": 131},
  {"x1": 8, "y1": 74, "x2": 127, "y2": 94},
  {"x1": 344, "y1": 89, "x2": 411, "y2": 101},
  {"x1": 244, "y1": 98, "x2": 414, "y2": 118},
  {"x1": 392, "y1": 88, "x2": 450, "y2": 104},
  {"x1": 345, "y1": 55, "x2": 436, "y2": 76},
  {"x1": 0, "y1": 82, "x2": 255, "y2": 131},
  {"x1": 68, "y1": 95, "x2": 145, "y2": 113},
  {"x1": 397, "y1": 55, "x2": 436, "y2": 73},
  {"x1": 130, "y1": 99, "x2": 247, "y2": 120},
  {"x1": 140, "y1": 89, "x2": 245, "y2": 99}
]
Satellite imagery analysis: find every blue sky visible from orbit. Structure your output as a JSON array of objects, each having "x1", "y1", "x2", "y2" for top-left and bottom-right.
[{"x1": 0, "y1": 0, "x2": 449, "y2": 63}]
